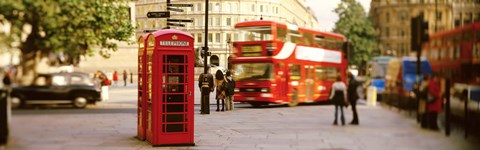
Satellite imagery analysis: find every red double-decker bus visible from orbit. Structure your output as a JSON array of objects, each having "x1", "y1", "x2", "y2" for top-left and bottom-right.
[
  {"x1": 230, "y1": 20, "x2": 348, "y2": 107},
  {"x1": 423, "y1": 22, "x2": 480, "y2": 115}
]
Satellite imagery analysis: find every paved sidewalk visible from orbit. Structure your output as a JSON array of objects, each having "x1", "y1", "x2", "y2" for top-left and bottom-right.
[{"x1": 5, "y1": 102, "x2": 480, "y2": 150}]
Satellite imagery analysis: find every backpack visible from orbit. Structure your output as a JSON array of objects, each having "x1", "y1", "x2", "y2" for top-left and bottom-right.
[
  {"x1": 104, "y1": 78, "x2": 111, "y2": 86},
  {"x1": 224, "y1": 78, "x2": 235, "y2": 96},
  {"x1": 221, "y1": 80, "x2": 229, "y2": 92}
]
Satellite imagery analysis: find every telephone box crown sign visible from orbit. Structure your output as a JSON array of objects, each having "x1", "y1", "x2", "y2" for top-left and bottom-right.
[{"x1": 172, "y1": 35, "x2": 178, "y2": 40}]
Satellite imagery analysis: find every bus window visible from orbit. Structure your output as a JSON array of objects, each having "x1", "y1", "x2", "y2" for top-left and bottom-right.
[
  {"x1": 315, "y1": 67, "x2": 337, "y2": 81},
  {"x1": 289, "y1": 64, "x2": 301, "y2": 80},
  {"x1": 303, "y1": 33, "x2": 314, "y2": 46},
  {"x1": 234, "y1": 63, "x2": 273, "y2": 81},
  {"x1": 289, "y1": 30, "x2": 303, "y2": 44},
  {"x1": 314, "y1": 35, "x2": 325, "y2": 47},
  {"x1": 236, "y1": 26, "x2": 273, "y2": 42},
  {"x1": 277, "y1": 27, "x2": 287, "y2": 42}
]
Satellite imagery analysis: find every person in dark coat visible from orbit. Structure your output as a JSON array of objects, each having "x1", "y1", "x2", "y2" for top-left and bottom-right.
[
  {"x1": 214, "y1": 69, "x2": 226, "y2": 112},
  {"x1": 224, "y1": 70, "x2": 235, "y2": 111},
  {"x1": 198, "y1": 65, "x2": 214, "y2": 113},
  {"x1": 123, "y1": 70, "x2": 128, "y2": 86},
  {"x1": 330, "y1": 76, "x2": 347, "y2": 125},
  {"x1": 347, "y1": 72, "x2": 360, "y2": 125}
]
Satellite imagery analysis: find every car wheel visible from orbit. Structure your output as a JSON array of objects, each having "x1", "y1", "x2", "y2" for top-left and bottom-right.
[
  {"x1": 10, "y1": 96, "x2": 23, "y2": 109},
  {"x1": 73, "y1": 96, "x2": 88, "y2": 108}
]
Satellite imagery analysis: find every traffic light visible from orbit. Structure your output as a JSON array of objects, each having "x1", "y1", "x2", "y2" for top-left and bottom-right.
[
  {"x1": 420, "y1": 21, "x2": 429, "y2": 44},
  {"x1": 411, "y1": 16, "x2": 420, "y2": 51},
  {"x1": 200, "y1": 47, "x2": 211, "y2": 58}
]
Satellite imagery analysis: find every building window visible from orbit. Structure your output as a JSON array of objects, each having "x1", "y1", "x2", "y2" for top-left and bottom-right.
[
  {"x1": 251, "y1": 4, "x2": 255, "y2": 12},
  {"x1": 197, "y1": 33, "x2": 202, "y2": 43},
  {"x1": 197, "y1": 18, "x2": 203, "y2": 26},
  {"x1": 385, "y1": 27, "x2": 390, "y2": 37},
  {"x1": 197, "y1": 3, "x2": 202, "y2": 11},
  {"x1": 226, "y1": 17, "x2": 232, "y2": 26},
  {"x1": 208, "y1": 18, "x2": 212, "y2": 26},
  {"x1": 208, "y1": 3, "x2": 212, "y2": 11},
  {"x1": 216, "y1": 33, "x2": 221, "y2": 43},
  {"x1": 226, "y1": 33, "x2": 231, "y2": 43},
  {"x1": 260, "y1": 5, "x2": 263, "y2": 12},
  {"x1": 386, "y1": 12, "x2": 390, "y2": 22},
  {"x1": 216, "y1": 17, "x2": 220, "y2": 26},
  {"x1": 225, "y1": 3, "x2": 231, "y2": 12},
  {"x1": 234, "y1": 33, "x2": 239, "y2": 41},
  {"x1": 208, "y1": 33, "x2": 213, "y2": 42},
  {"x1": 233, "y1": 3, "x2": 238, "y2": 12},
  {"x1": 436, "y1": 11, "x2": 442, "y2": 21},
  {"x1": 276, "y1": 7, "x2": 279, "y2": 14},
  {"x1": 215, "y1": 3, "x2": 220, "y2": 11}
]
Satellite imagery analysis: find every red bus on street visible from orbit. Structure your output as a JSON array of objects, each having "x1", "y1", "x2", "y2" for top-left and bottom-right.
[
  {"x1": 423, "y1": 22, "x2": 480, "y2": 115},
  {"x1": 230, "y1": 20, "x2": 348, "y2": 107}
]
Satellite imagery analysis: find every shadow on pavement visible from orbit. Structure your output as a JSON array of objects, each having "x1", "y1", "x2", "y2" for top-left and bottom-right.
[{"x1": 12, "y1": 107, "x2": 136, "y2": 115}]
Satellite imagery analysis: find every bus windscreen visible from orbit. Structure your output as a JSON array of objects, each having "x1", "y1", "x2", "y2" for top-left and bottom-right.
[{"x1": 233, "y1": 63, "x2": 273, "y2": 81}]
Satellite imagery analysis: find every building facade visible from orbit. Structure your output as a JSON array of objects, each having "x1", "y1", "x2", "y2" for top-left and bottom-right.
[
  {"x1": 135, "y1": 0, "x2": 318, "y2": 68},
  {"x1": 370, "y1": 0, "x2": 480, "y2": 56}
]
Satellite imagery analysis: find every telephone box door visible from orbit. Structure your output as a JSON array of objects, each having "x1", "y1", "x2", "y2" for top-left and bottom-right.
[{"x1": 157, "y1": 51, "x2": 194, "y2": 145}]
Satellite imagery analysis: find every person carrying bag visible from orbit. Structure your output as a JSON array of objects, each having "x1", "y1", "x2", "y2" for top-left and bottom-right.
[{"x1": 330, "y1": 76, "x2": 348, "y2": 126}]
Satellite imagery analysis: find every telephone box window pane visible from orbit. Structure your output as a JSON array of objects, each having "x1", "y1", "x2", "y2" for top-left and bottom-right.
[
  {"x1": 163, "y1": 65, "x2": 185, "y2": 73},
  {"x1": 165, "y1": 124, "x2": 184, "y2": 132},
  {"x1": 165, "y1": 94, "x2": 184, "y2": 103},
  {"x1": 165, "y1": 114, "x2": 184, "y2": 122},
  {"x1": 166, "y1": 75, "x2": 184, "y2": 83},
  {"x1": 164, "y1": 84, "x2": 184, "y2": 92},
  {"x1": 166, "y1": 55, "x2": 185, "y2": 63},
  {"x1": 165, "y1": 104, "x2": 184, "y2": 112}
]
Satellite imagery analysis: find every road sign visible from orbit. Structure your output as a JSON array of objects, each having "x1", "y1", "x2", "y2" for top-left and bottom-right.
[
  {"x1": 167, "y1": 4, "x2": 193, "y2": 7},
  {"x1": 167, "y1": 19, "x2": 193, "y2": 23},
  {"x1": 167, "y1": 7, "x2": 184, "y2": 12},
  {"x1": 167, "y1": 23, "x2": 185, "y2": 27},
  {"x1": 147, "y1": 11, "x2": 170, "y2": 18}
]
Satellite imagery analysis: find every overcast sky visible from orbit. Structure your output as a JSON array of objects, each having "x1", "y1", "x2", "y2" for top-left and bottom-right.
[{"x1": 306, "y1": 0, "x2": 371, "y2": 32}]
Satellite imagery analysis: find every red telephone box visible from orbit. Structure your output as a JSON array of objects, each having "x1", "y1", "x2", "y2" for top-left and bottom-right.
[
  {"x1": 137, "y1": 34, "x2": 151, "y2": 140},
  {"x1": 145, "y1": 29, "x2": 195, "y2": 146}
]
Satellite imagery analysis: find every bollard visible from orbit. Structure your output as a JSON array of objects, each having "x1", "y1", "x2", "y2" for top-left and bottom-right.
[
  {"x1": 367, "y1": 86, "x2": 377, "y2": 107},
  {"x1": 0, "y1": 89, "x2": 9, "y2": 145}
]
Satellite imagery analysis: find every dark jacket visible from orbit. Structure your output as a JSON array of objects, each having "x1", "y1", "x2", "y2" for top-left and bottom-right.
[
  {"x1": 347, "y1": 78, "x2": 359, "y2": 102},
  {"x1": 198, "y1": 73, "x2": 214, "y2": 92}
]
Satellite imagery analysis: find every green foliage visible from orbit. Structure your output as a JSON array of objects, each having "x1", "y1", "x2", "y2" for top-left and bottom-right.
[
  {"x1": 0, "y1": 0, "x2": 134, "y2": 62},
  {"x1": 333, "y1": 0, "x2": 378, "y2": 66}
]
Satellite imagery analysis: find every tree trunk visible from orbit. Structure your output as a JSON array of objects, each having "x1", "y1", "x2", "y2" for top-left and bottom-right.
[{"x1": 18, "y1": 51, "x2": 40, "y2": 86}]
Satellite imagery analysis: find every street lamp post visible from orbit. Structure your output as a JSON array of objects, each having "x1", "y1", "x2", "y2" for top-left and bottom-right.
[{"x1": 200, "y1": 0, "x2": 211, "y2": 114}]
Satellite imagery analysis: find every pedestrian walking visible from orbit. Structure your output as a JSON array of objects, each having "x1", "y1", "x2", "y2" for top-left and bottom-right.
[
  {"x1": 426, "y1": 74, "x2": 441, "y2": 131},
  {"x1": 130, "y1": 71, "x2": 133, "y2": 84},
  {"x1": 214, "y1": 69, "x2": 226, "y2": 112},
  {"x1": 330, "y1": 76, "x2": 348, "y2": 125},
  {"x1": 123, "y1": 70, "x2": 128, "y2": 86},
  {"x1": 2, "y1": 72, "x2": 11, "y2": 88},
  {"x1": 198, "y1": 65, "x2": 214, "y2": 113},
  {"x1": 95, "y1": 71, "x2": 110, "y2": 101},
  {"x1": 347, "y1": 72, "x2": 360, "y2": 125},
  {"x1": 112, "y1": 70, "x2": 119, "y2": 87},
  {"x1": 418, "y1": 75, "x2": 430, "y2": 128},
  {"x1": 224, "y1": 70, "x2": 235, "y2": 111}
]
